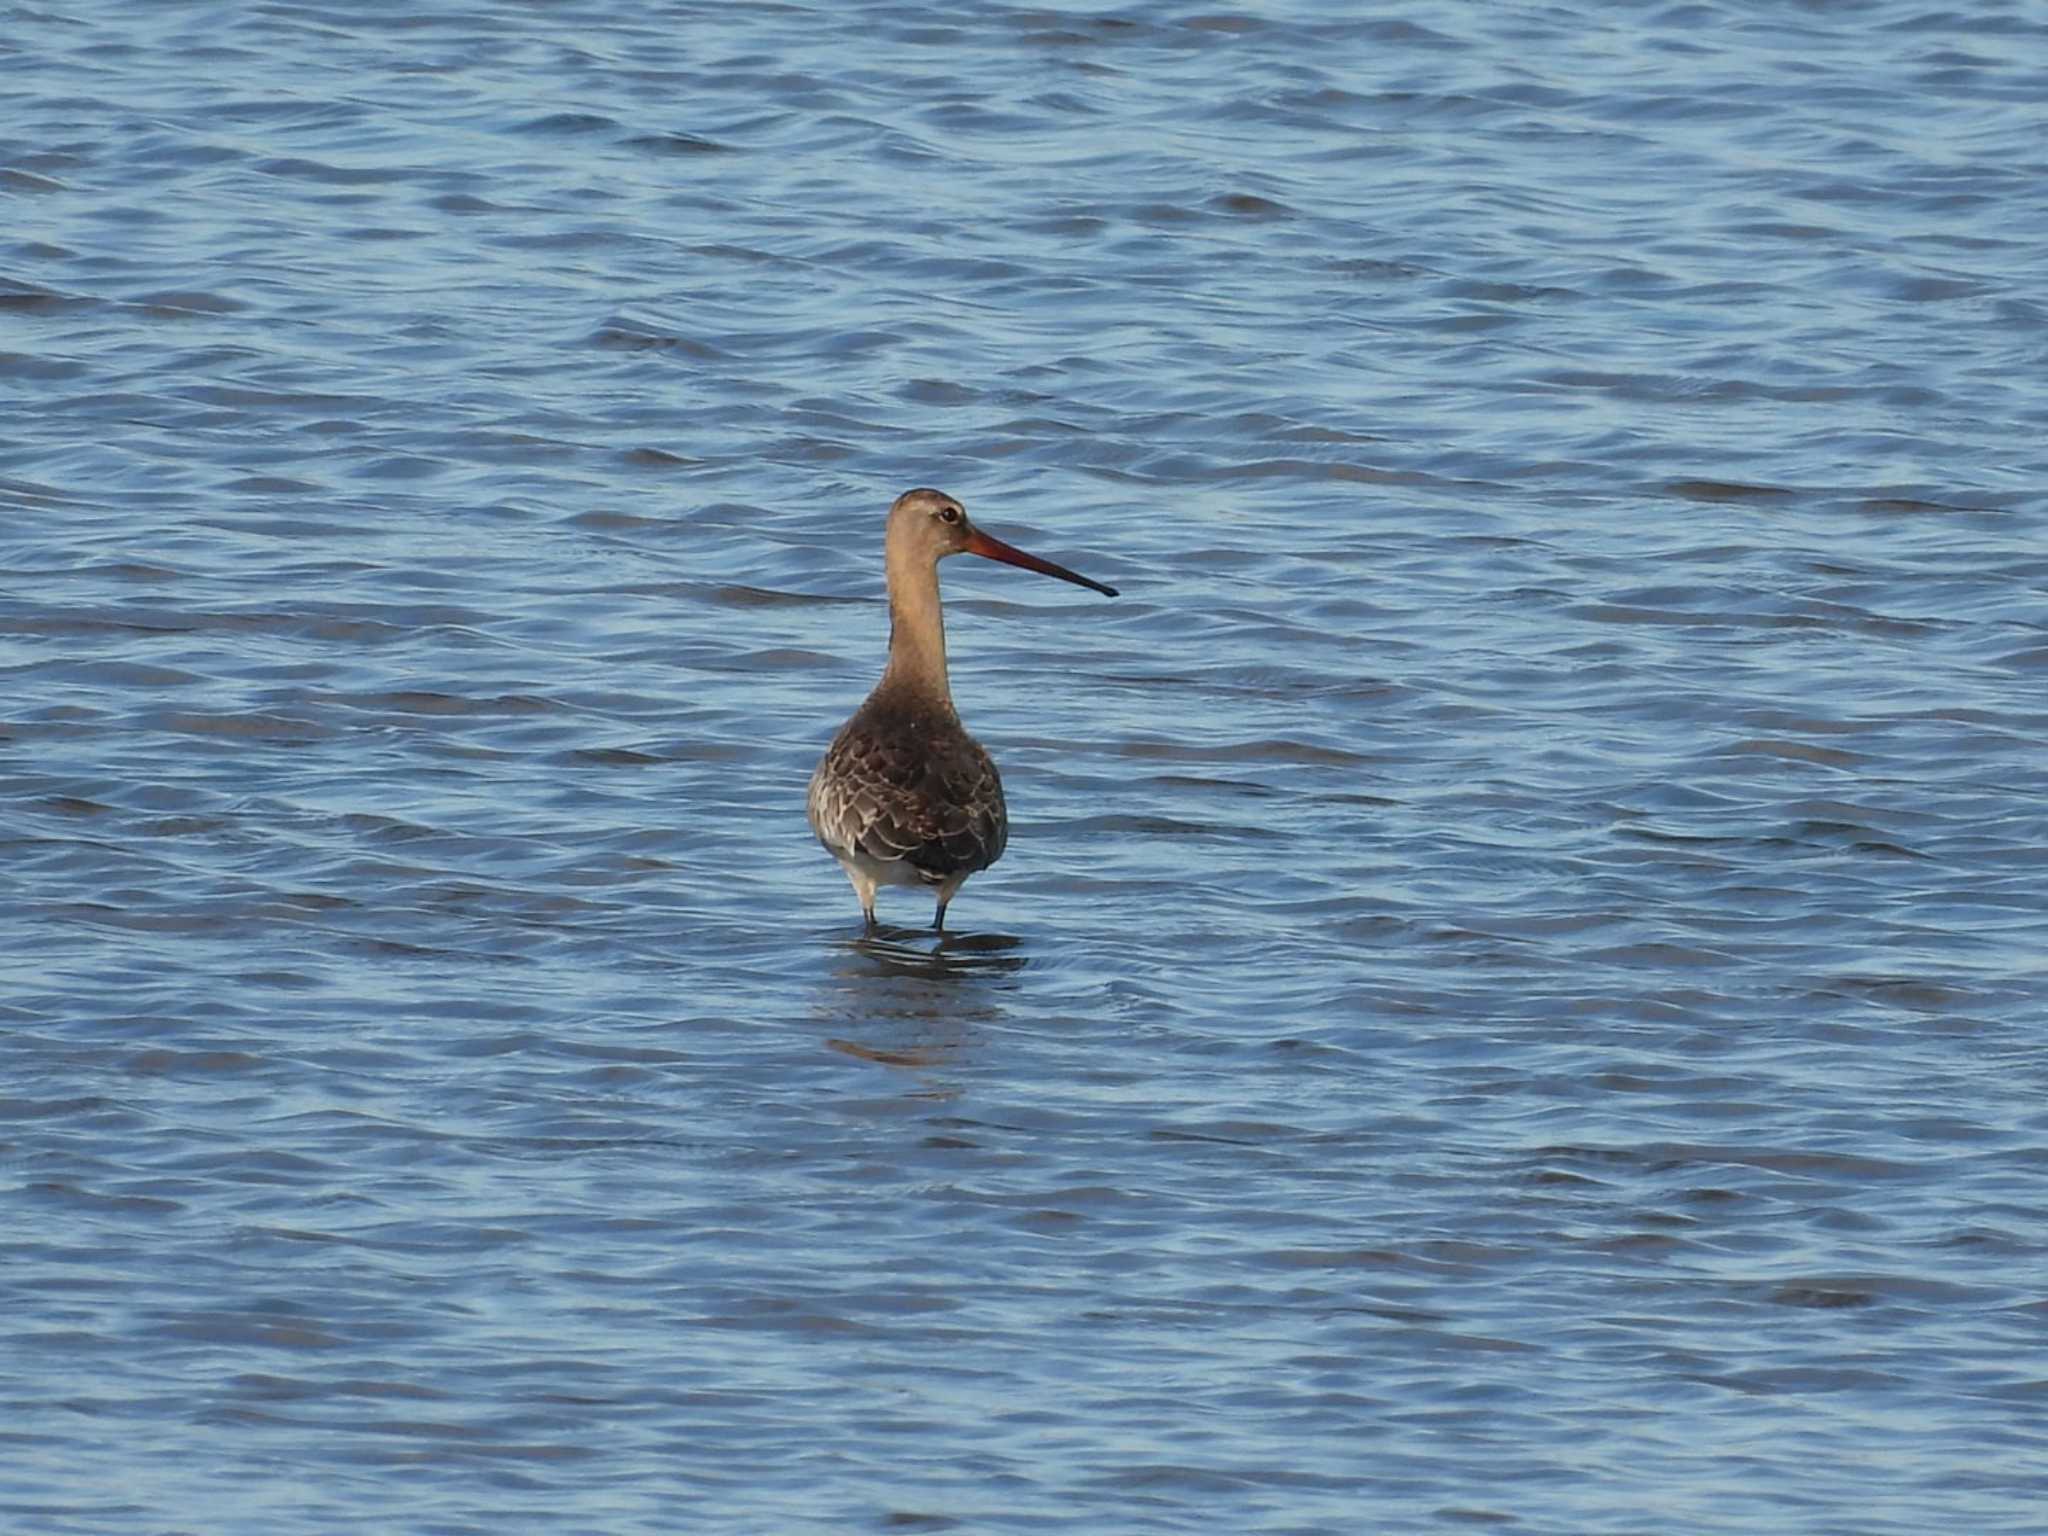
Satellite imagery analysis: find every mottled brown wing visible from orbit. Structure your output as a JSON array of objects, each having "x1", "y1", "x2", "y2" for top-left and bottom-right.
[{"x1": 809, "y1": 716, "x2": 1007, "y2": 884}]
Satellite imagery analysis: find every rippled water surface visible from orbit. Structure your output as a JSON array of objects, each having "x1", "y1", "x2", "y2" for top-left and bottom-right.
[{"x1": 6, "y1": 3, "x2": 2047, "y2": 1531}]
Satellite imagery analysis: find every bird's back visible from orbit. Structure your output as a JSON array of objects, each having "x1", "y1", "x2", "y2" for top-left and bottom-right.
[{"x1": 808, "y1": 694, "x2": 1008, "y2": 887}]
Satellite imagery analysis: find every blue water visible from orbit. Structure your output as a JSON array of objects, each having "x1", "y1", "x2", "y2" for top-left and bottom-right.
[{"x1": 5, "y1": 3, "x2": 2047, "y2": 1532}]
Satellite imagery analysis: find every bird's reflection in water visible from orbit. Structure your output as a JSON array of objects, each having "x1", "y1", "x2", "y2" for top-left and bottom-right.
[
  {"x1": 847, "y1": 927, "x2": 1028, "y2": 980},
  {"x1": 816, "y1": 928, "x2": 1027, "y2": 1078}
]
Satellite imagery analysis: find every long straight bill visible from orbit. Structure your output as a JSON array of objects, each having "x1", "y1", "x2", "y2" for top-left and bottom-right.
[{"x1": 964, "y1": 529, "x2": 1119, "y2": 598}]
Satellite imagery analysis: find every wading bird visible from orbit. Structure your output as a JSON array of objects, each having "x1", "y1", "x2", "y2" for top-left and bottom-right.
[{"x1": 808, "y1": 488, "x2": 1119, "y2": 932}]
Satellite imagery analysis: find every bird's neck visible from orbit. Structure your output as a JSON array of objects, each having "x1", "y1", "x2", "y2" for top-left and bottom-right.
[{"x1": 879, "y1": 547, "x2": 952, "y2": 706}]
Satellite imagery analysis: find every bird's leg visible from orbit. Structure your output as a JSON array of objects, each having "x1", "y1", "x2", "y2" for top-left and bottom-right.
[
  {"x1": 846, "y1": 866, "x2": 879, "y2": 934},
  {"x1": 931, "y1": 875, "x2": 967, "y2": 934},
  {"x1": 932, "y1": 874, "x2": 967, "y2": 933}
]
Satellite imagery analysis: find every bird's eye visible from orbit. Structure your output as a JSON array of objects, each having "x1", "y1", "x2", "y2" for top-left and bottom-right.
[{"x1": 939, "y1": 505, "x2": 962, "y2": 524}]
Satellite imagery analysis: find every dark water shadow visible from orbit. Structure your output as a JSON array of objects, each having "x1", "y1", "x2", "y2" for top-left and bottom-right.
[{"x1": 845, "y1": 927, "x2": 1029, "y2": 981}]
